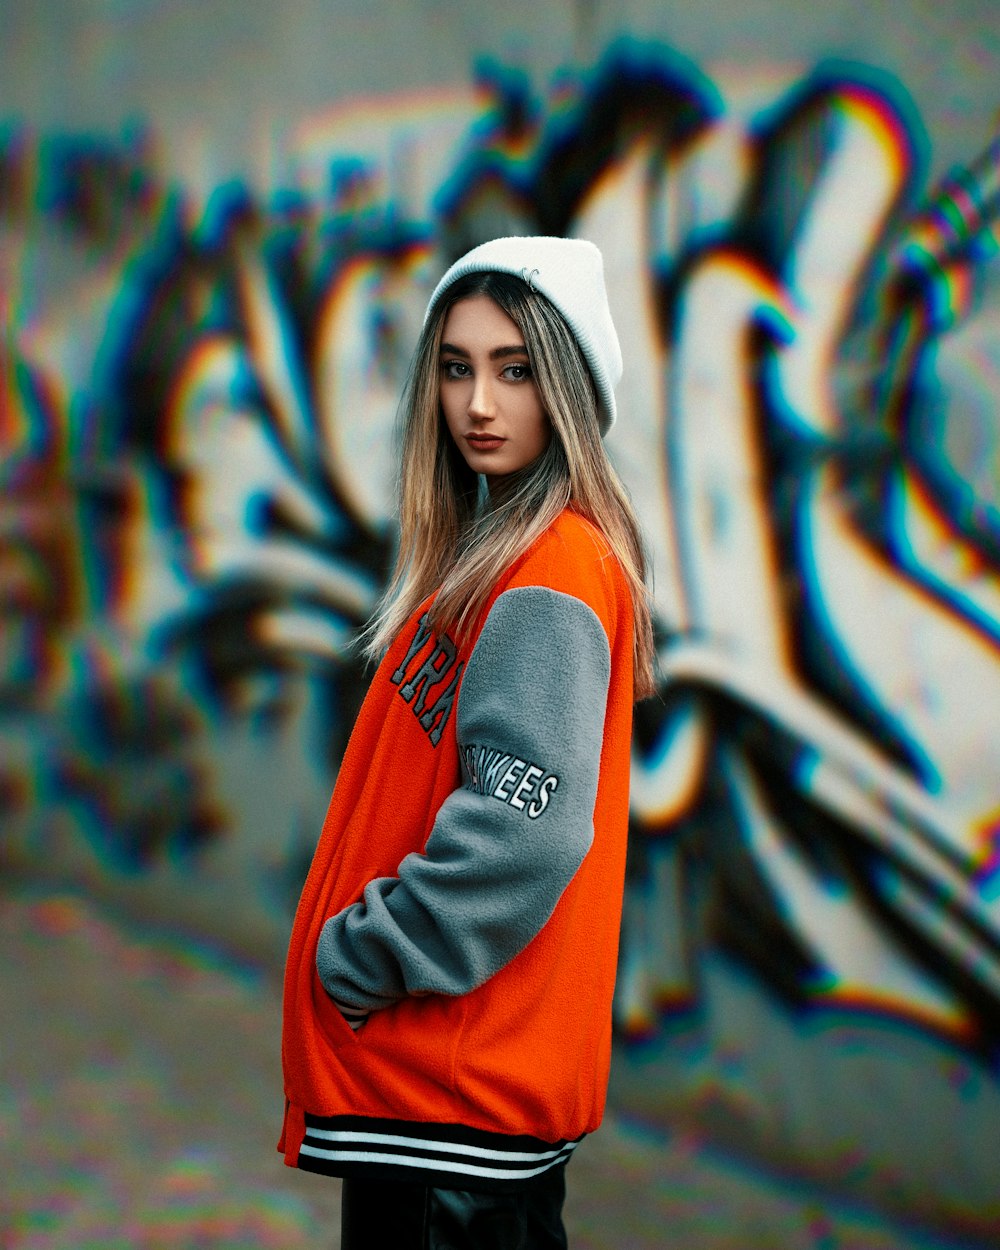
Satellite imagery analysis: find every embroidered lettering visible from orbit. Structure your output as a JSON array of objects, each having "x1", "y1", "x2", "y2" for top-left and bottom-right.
[
  {"x1": 493, "y1": 758, "x2": 526, "y2": 801},
  {"x1": 482, "y1": 749, "x2": 514, "y2": 795},
  {"x1": 465, "y1": 745, "x2": 484, "y2": 790},
  {"x1": 510, "y1": 764, "x2": 544, "y2": 810},
  {"x1": 401, "y1": 634, "x2": 457, "y2": 714},
  {"x1": 420, "y1": 661, "x2": 464, "y2": 747},
  {"x1": 391, "y1": 613, "x2": 434, "y2": 686},
  {"x1": 461, "y1": 743, "x2": 559, "y2": 819},
  {"x1": 528, "y1": 775, "x2": 559, "y2": 818},
  {"x1": 390, "y1": 614, "x2": 462, "y2": 747}
]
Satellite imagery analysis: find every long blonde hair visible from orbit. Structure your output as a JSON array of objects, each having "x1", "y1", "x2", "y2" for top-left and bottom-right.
[{"x1": 363, "y1": 271, "x2": 655, "y2": 699}]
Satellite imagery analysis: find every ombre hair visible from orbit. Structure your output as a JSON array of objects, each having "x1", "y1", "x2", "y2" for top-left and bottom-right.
[{"x1": 362, "y1": 271, "x2": 655, "y2": 699}]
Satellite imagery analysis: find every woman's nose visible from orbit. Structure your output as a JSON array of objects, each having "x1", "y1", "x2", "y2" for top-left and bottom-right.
[{"x1": 468, "y1": 375, "x2": 495, "y2": 419}]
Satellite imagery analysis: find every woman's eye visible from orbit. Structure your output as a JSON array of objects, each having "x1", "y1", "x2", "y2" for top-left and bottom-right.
[
  {"x1": 503, "y1": 363, "x2": 531, "y2": 381},
  {"x1": 442, "y1": 360, "x2": 470, "y2": 379}
]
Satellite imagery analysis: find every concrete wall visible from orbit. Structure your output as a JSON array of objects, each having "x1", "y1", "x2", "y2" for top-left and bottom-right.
[{"x1": 3, "y1": 2, "x2": 1000, "y2": 1240}]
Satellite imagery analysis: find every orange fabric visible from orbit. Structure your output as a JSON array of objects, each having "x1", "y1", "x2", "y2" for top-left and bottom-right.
[{"x1": 280, "y1": 510, "x2": 634, "y2": 1159}]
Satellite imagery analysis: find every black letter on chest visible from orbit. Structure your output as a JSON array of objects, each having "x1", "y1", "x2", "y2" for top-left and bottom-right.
[
  {"x1": 391, "y1": 613, "x2": 434, "y2": 686},
  {"x1": 399, "y1": 634, "x2": 457, "y2": 715},
  {"x1": 420, "y1": 661, "x2": 465, "y2": 747}
]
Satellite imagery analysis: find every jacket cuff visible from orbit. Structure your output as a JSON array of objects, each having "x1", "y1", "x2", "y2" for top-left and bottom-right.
[{"x1": 329, "y1": 995, "x2": 371, "y2": 1030}]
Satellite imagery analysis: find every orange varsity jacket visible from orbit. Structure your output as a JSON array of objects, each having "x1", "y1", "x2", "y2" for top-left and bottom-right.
[{"x1": 279, "y1": 509, "x2": 635, "y2": 1190}]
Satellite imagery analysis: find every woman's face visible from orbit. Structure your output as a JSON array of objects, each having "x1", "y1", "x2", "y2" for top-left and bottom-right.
[{"x1": 439, "y1": 295, "x2": 551, "y2": 488}]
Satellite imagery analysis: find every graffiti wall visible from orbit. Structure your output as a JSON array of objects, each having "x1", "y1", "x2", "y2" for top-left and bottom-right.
[{"x1": 3, "y1": 8, "x2": 1000, "y2": 1242}]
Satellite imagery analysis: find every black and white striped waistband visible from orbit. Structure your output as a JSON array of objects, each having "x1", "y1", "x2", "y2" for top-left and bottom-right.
[{"x1": 297, "y1": 1113, "x2": 584, "y2": 1191}]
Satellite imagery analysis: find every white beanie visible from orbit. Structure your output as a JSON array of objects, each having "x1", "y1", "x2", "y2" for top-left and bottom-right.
[{"x1": 425, "y1": 235, "x2": 623, "y2": 435}]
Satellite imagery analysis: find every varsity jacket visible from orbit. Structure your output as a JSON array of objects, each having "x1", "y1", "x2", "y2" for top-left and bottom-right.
[{"x1": 279, "y1": 508, "x2": 635, "y2": 1190}]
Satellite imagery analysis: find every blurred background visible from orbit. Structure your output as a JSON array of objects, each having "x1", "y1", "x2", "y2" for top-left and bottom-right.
[{"x1": 2, "y1": 1, "x2": 1000, "y2": 1246}]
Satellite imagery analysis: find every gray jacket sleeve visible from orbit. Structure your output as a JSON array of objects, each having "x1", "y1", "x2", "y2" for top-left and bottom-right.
[{"x1": 315, "y1": 585, "x2": 611, "y2": 1020}]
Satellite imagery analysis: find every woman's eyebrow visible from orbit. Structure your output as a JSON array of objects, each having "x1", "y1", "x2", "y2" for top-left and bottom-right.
[{"x1": 439, "y1": 342, "x2": 528, "y2": 359}]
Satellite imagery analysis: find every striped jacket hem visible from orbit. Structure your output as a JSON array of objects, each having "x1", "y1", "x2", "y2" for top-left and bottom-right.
[{"x1": 296, "y1": 1113, "x2": 584, "y2": 1191}]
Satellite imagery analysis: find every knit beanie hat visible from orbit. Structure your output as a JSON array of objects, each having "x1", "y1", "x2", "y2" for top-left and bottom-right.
[{"x1": 425, "y1": 235, "x2": 623, "y2": 435}]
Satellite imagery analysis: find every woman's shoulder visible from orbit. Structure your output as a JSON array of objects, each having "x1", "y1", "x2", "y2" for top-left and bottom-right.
[
  {"x1": 504, "y1": 509, "x2": 628, "y2": 612},
  {"x1": 528, "y1": 508, "x2": 615, "y2": 567},
  {"x1": 550, "y1": 509, "x2": 615, "y2": 560}
]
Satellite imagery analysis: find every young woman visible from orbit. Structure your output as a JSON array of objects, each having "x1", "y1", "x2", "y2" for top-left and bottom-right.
[{"x1": 280, "y1": 236, "x2": 655, "y2": 1249}]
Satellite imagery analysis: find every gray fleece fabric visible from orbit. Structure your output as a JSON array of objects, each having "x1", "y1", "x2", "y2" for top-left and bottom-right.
[{"x1": 315, "y1": 585, "x2": 612, "y2": 1015}]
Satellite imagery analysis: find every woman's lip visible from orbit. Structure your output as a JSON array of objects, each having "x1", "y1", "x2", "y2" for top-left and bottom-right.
[{"x1": 466, "y1": 435, "x2": 506, "y2": 450}]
